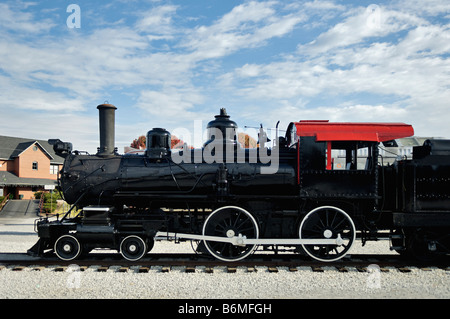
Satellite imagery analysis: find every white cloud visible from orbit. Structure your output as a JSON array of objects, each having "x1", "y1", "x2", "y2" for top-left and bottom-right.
[
  {"x1": 182, "y1": 1, "x2": 304, "y2": 60},
  {"x1": 0, "y1": 3, "x2": 56, "y2": 34},
  {"x1": 270, "y1": 103, "x2": 409, "y2": 124},
  {"x1": 216, "y1": 2, "x2": 450, "y2": 139},
  {"x1": 298, "y1": 5, "x2": 424, "y2": 55},
  {"x1": 396, "y1": 24, "x2": 450, "y2": 57},
  {"x1": 237, "y1": 64, "x2": 262, "y2": 77},
  {"x1": 0, "y1": 74, "x2": 85, "y2": 112},
  {"x1": 0, "y1": 26, "x2": 152, "y2": 98},
  {"x1": 0, "y1": 109, "x2": 99, "y2": 152},
  {"x1": 1, "y1": 0, "x2": 450, "y2": 152},
  {"x1": 303, "y1": 0, "x2": 345, "y2": 11},
  {"x1": 394, "y1": 0, "x2": 450, "y2": 16},
  {"x1": 0, "y1": 1, "x2": 302, "y2": 123},
  {"x1": 135, "y1": 4, "x2": 178, "y2": 38},
  {"x1": 137, "y1": 87, "x2": 204, "y2": 119}
]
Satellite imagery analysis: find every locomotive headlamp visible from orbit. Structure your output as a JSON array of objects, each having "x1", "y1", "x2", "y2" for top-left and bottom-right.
[{"x1": 48, "y1": 139, "x2": 73, "y2": 156}]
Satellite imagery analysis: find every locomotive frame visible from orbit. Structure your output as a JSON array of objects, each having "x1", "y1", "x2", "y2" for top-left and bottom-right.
[{"x1": 28, "y1": 104, "x2": 450, "y2": 262}]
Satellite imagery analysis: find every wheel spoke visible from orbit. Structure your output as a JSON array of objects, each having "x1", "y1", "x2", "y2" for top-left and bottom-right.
[
  {"x1": 215, "y1": 223, "x2": 227, "y2": 231},
  {"x1": 239, "y1": 226, "x2": 257, "y2": 234},
  {"x1": 300, "y1": 206, "x2": 355, "y2": 262},
  {"x1": 329, "y1": 211, "x2": 338, "y2": 228},
  {"x1": 332, "y1": 217, "x2": 347, "y2": 232},
  {"x1": 203, "y1": 206, "x2": 259, "y2": 262},
  {"x1": 233, "y1": 211, "x2": 242, "y2": 227},
  {"x1": 325, "y1": 210, "x2": 330, "y2": 227}
]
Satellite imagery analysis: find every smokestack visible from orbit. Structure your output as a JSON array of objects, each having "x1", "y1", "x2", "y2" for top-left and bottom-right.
[{"x1": 97, "y1": 103, "x2": 117, "y2": 156}]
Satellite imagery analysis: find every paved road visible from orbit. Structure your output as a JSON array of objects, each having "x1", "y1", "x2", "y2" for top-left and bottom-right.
[
  {"x1": 0, "y1": 200, "x2": 39, "y2": 219},
  {"x1": 0, "y1": 200, "x2": 40, "y2": 257}
]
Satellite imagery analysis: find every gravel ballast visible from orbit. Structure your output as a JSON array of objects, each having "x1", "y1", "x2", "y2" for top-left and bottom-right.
[{"x1": 0, "y1": 216, "x2": 448, "y2": 299}]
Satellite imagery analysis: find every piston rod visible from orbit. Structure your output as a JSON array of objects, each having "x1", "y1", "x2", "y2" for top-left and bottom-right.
[{"x1": 155, "y1": 232, "x2": 344, "y2": 247}]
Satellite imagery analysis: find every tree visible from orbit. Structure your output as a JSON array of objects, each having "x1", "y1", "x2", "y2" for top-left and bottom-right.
[
  {"x1": 131, "y1": 135, "x2": 146, "y2": 149},
  {"x1": 238, "y1": 132, "x2": 257, "y2": 148},
  {"x1": 130, "y1": 135, "x2": 193, "y2": 150}
]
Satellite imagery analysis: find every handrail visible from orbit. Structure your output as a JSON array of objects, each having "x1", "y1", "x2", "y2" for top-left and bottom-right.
[{"x1": 0, "y1": 193, "x2": 10, "y2": 212}]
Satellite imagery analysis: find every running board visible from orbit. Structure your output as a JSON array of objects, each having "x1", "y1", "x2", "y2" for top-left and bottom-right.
[{"x1": 155, "y1": 232, "x2": 344, "y2": 247}]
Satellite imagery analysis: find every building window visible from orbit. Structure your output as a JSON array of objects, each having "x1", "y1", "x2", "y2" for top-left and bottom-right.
[
  {"x1": 50, "y1": 164, "x2": 59, "y2": 175},
  {"x1": 32, "y1": 161, "x2": 38, "y2": 170}
]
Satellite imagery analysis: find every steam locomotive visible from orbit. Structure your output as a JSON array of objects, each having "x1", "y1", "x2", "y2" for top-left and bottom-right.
[{"x1": 28, "y1": 104, "x2": 450, "y2": 262}]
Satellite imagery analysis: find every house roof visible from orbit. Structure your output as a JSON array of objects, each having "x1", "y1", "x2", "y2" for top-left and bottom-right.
[
  {"x1": 0, "y1": 135, "x2": 65, "y2": 164},
  {"x1": 0, "y1": 171, "x2": 58, "y2": 187}
]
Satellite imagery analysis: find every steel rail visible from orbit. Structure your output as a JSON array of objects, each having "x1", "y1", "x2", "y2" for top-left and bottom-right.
[{"x1": 1, "y1": 252, "x2": 448, "y2": 270}]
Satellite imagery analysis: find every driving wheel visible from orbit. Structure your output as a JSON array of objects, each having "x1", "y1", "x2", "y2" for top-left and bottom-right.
[
  {"x1": 203, "y1": 206, "x2": 259, "y2": 262},
  {"x1": 299, "y1": 206, "x2": 355, "y2": 262}
]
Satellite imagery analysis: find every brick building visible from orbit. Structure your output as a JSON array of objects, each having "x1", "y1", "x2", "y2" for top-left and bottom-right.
[{"x1": 0, "y1": 135, "x2": 64, "y2": 199}]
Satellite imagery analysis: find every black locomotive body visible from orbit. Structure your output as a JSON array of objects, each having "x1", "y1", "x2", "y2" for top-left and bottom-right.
[{"x1": 29, "y1": 104, "x2": 450, "y2": 262}]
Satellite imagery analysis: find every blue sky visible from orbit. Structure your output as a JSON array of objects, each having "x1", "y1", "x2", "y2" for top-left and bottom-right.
[{"x1": 1, "y1": 0, "x2": 450, "y2": 153}]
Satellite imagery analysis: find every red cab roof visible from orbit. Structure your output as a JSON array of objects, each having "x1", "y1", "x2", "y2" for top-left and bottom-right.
[{"x1": 294, "y1": 120, "x2": 414, "y2": 142}]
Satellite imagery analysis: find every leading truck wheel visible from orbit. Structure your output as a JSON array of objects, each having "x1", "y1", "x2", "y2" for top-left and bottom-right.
[
  {"x1": 203, "y1": 206, "x2": 259, "y2": 262},
  {"x1": 299, "y1": 206, "x2": 356, "y2": 262},
  {"x1": 120, "y1": 235, "x2": 147, "y2": 261},
  {"x1": 54, "y1": 235, "x2": 81, "y2": 261}
]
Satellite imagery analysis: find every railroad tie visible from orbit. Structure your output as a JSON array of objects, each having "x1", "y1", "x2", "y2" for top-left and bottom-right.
[
  {"x1": 397, "y1": 267, "x2": 412, "y2": 273},
  {"x1": 268, "y1": 266, "x2": 278, "y2": 273},
  {"x1": 311, "y1": 266, "x2": 324, "y2": 272},
  {"x1": 227, "y1": 266, "x2": 236, "y2": 273},
  {"x1": 247, "y1": 266, "x2": 256, "y2": 273},
  {"x1": 336, "y1": 266, "x2": 348, "y2": 272},
  {"x1": 161, "y1": 266, "x2": 171, "y2": 273},
  {"x1": 12, "y1": 266, "x2": 26, "y2": 271},
  {"x1": 138, "y1": 266, "x2": 150, "y2": 273},
  {"x1": 356, "y1": 266, "x2": 367, "y2": 272},
  {"x1": 185, "y1": 266, "x2": 196, "y2": 273},
  {"x1": 97, "y1": 266, "x2": 109, "y2": 272}
]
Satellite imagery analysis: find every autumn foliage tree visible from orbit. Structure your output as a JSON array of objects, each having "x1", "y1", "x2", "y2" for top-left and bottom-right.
[
  {"x1": 130, "y1": 135, "x2": 146, "y2": 149},
  {"x1": 238, "y1": 132, "x2": 257, "y2": 148},
  {"x1": 131, "y1": 133, "x2": 256, "y2": 150},
  {"x1": 130, "y1": 135, "x2": 192, "y2": 150}
]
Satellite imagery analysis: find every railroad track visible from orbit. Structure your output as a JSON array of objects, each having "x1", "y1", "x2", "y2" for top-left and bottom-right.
[{"x1": 1, "y1": 252, "x2": 449, "y2": 273}]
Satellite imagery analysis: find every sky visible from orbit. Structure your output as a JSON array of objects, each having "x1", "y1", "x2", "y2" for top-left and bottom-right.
[{"x1": 1, "y1": 0, "x2": 450, "y2": 153}]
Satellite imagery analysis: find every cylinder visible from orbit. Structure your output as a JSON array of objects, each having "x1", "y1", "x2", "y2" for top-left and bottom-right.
[{"x1": 97, "y1": 103, "x2": 117, "y2": 156}]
